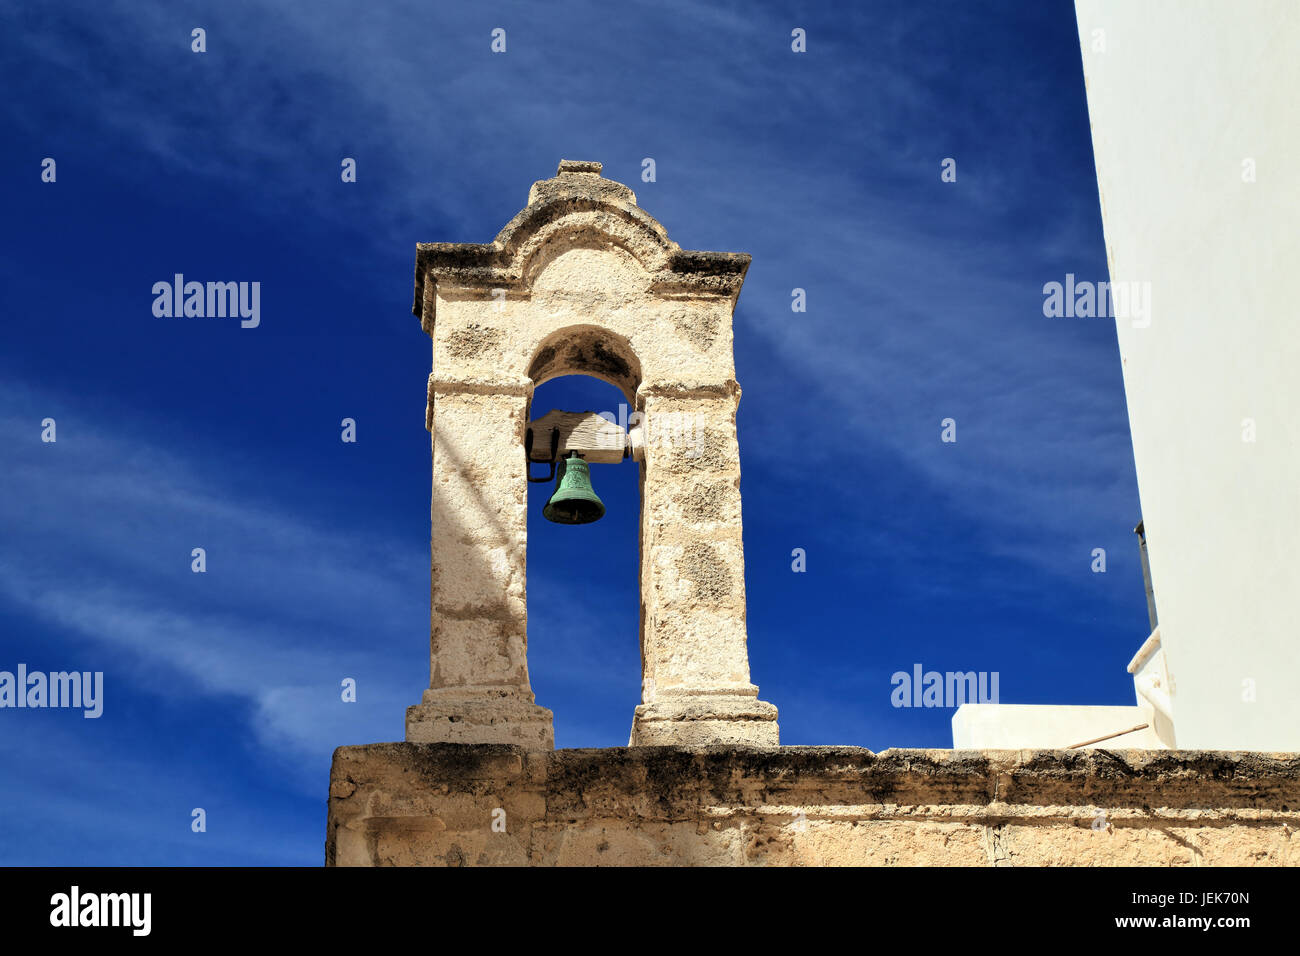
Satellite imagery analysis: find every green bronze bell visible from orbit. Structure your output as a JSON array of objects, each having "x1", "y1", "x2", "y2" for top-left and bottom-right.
[{"x1": 543, "y1": 453, "x2": 606, "y2": 524}]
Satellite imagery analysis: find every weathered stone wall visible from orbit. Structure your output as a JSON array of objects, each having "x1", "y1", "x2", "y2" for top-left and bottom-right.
[{"x1": 326, "y1": 744, "x2": 1300, "y2": 866}]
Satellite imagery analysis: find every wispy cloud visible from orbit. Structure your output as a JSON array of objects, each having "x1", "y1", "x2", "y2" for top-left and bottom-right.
[{"x1": 0, "y1": 380, "x2": 425, "y2": 789}]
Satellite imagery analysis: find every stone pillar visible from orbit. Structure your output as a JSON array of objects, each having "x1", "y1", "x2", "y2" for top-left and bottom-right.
[
  {"x1": 405, "y1": 375, "x2": 554, "y2": 748},
  {"x1": 630, "y1": 388, "x2": 778, "y2": 745}
]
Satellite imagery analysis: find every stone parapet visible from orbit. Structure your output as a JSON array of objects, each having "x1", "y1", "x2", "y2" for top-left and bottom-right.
[{"x1": 326, "y1": 743, "x2": 1300, "y2": 866}]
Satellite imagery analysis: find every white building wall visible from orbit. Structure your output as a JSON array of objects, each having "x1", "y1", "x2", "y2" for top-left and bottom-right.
[{"x1": 1074, "y1": 0, "x2": 1300, "y2": 750}]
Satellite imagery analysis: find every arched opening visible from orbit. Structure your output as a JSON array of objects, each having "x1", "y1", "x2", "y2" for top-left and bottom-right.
[
  {"x1": 525, "y1": 372, "x2": 641, "y2": 748},
  {"x1": 526, "y1": 324, "x2": 641, "y2": 406}
]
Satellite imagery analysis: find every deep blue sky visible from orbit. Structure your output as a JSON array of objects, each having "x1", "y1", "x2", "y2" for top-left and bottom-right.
[{"x1": 0, "y1": 1, "x2": 1145, "y2": 865}]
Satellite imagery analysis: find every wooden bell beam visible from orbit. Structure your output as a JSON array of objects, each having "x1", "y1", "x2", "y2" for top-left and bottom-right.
[{"x1": 526, "y1": 409, "x2": 633, "y2": 465}]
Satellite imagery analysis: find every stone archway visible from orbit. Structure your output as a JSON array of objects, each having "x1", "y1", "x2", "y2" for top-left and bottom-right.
[
  {"x1": 527, "y1": 325, "x2": 642, "y2": 405},
  {"x1": 405, "y1": 160, "x2": 778, "y2": 749}
]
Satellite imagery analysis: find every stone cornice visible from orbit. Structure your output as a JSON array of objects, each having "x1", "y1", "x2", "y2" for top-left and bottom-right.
[{"x1": 413, "y1": 160, "x2": 750, "y2": 316}]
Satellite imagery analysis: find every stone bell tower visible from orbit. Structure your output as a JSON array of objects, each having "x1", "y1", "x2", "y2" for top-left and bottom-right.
[{"x1": 405, "y1": 160, "x2": 777, "y2": 748}]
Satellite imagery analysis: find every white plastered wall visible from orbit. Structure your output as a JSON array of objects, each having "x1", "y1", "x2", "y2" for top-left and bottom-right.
[{"x1": 1072, "y1": 0, "x2": 1300, "y2": 750}]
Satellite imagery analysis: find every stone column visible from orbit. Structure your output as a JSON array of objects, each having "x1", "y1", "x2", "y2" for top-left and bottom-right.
[
  {"x1": 630, "y1": 387, "x2": 779, "y2": 745},
  {"x1": 405, "y1": 375, "x2": 554, "y2": 749}
]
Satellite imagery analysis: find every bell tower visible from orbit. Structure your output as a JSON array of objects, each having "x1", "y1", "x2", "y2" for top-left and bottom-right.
[{"x1": 405, "y1": 160, "x2": 778, "y2": 749}]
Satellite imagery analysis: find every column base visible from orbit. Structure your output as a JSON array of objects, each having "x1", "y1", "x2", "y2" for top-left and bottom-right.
[
  {"x1": 629, "y1": 695, "x2": 779, "y2": 746},
  {"x1": 406, "y1": 692, "x2": 554, "y2": 749}
]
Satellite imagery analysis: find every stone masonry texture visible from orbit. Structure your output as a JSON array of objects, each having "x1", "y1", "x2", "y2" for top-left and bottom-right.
[{"x1": 327, "y1": 743, "x2": 1300, "y2": 866}]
